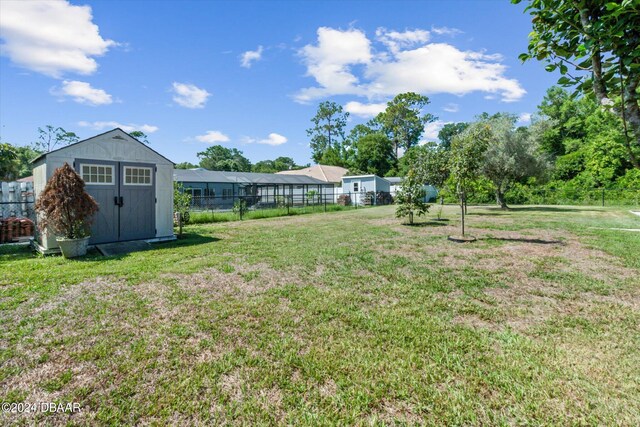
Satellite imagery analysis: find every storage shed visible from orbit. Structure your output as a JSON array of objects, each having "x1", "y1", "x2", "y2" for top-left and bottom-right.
[
  {"x1": 341, "y1": 175, "x2": 392, "y2": 205},
  {"x1": 386, "y1": 177, "x2": 439, "y2": 202},
  {"x1": 32, "y1": 128, "x2": 175, "y2": 251}
]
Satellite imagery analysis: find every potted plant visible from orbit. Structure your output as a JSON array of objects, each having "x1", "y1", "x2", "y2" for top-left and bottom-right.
[{"x1": 35, "y1": 163, "x2": 99, "y2": 258}]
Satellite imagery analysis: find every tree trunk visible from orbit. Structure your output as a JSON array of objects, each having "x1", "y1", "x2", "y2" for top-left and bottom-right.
[
  {"x1": 496, "y1": 190, "x2": 508, "y2": 209},
  {"x1": 409, "y1": 211, "x2": 413, "y2": 225},
  {"x1": 460, "y1": 191, "x2": 465, "y2": 237}
]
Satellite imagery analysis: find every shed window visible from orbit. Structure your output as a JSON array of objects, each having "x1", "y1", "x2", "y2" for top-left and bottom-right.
[
  {"x1": 124, "y1": 167, "x2": 152, "y2": 185},
  {"x1": 81, "y1": 164, "x2": 113, "y2": 185},
  {"x1": 353, "y1": 182, "x2": 359, "y2": 192}
]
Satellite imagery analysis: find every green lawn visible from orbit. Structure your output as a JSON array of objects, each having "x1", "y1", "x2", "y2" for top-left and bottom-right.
[{"x1": 1, "y1": 205, "x2": 639, "y2": 425}]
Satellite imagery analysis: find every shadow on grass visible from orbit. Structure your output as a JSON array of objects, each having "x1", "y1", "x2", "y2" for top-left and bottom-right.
[
  {"x1": 402, "y1": 221, "x2": 449, "y2": 227},
  {"x1": 482, "y1": 237, "x2": 565, "y2": 245},
  {"x1": 480, "y1": 206, "x2": 602, "y2": 213}
]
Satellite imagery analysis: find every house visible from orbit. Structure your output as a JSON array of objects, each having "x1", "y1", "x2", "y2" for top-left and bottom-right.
[
  {"x1": 32, "y1": 128, "x2": 175, "y2": 252},
  {"x1": 276, "y1": 164, "x2": 348, "y2": 186},
  {"x1": 386, "y1": 177, "x2": 439, "y2": 202},
  {"x1": 174, "y1": 169, "x2": 333, "y2": 209},
  {"x1": 341, "y1": 175, "x2": 392, "y2": 205}
]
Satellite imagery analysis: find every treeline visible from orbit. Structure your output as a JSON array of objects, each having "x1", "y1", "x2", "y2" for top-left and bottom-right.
[{"x1": 175, "y1": 145, "x2": 307, "y2": 174}]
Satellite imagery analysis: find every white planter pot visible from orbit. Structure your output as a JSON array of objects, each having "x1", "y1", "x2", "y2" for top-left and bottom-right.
[{"x1": 56, "y1": 236, "x2": 91, "y2": 258}]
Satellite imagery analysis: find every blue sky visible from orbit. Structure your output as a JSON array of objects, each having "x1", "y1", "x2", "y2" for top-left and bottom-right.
[{"x1": 0, "y1": 0, "x2": 560, "y2": 166}]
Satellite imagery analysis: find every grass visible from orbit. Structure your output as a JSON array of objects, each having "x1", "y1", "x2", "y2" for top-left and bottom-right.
[
  {"x1": 187, "y1": 203, "x2": 356, "y2": 224},
  {"x1": 1, "y1": 204, "x2": 639, "y2": 425}
]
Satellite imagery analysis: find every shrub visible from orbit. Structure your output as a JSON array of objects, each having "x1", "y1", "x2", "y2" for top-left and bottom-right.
[{"x1": 34, "y1": 163, "x2": 99, "y2": 239}]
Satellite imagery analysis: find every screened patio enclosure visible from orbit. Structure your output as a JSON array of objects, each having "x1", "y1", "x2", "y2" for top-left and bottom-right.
[{"x1": 173, "y1": 169, "x2": 335, "y2": 210}]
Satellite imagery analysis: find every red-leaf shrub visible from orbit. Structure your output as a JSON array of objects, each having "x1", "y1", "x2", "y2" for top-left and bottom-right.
[{"x1": 35, "y1": 163, "x2": 99, "y2": 239}]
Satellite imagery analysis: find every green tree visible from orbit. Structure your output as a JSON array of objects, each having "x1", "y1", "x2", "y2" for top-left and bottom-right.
[
  {"x1": 175, "y1": 162, "x2": 199, "y2": 170},
  {"x1": 129, "y1": 130, "x2": 149, "y2": 144},
  {"x1": 0, "y1": 142, "x2": 19, "y2": 181},
  {"x1": 375, "y1": 92, "x2": 436, "y2": 159},
  {"x1": 449, "y1": 124, "x2": 492, "y2": 236},
  {"x1": 252, "y1": 157, "x2": 301, "y2": 173},
  {"x1": 306, "y1": 101, "x2": 349, "y2": 164},
  {"x1": 34, "y1": 125, "x2": 79, "y2": 152},
  {"x1": 197, "y1": 145, "x2": 252, "y2": 172},
  {"x1": 438, "y1": 122, "x2": 469, "y2": 150},
  {"x1": 353, "y1": 133, "x2": 395, "y2": 176},
  {"x1": 395, "y1": 169, "x2": 429, "y2": 225},
  {"x1": 515, "y1": 0, "x2": 640, "y2": 169},
  {"x1": 479, "y1": 114, "x2": 550, "y2": 209}
]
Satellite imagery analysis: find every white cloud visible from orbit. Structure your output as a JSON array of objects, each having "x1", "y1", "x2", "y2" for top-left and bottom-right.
[
  {"x1": 240, "y1": 45, "x2": 264, "y2": 68},
  {"x1": 431, "y1": 26, "x2": 463, "y2": 36},
  {"x1": 171, "y1": 82, "x2": 210, "y2": 108},
  {"x1": 0, "y1": 0, "x2": 115, "y2": 77},
  {"x1": 517, "y1": 112, "x2": 532, "y2": 124},
  {"x1": 422, "y1": 120, "x2": 448, "y2": 142},
  {"x1": 376, "y1": 28, "x2": 430, "y2": 53},
  {"x1": 344, "y1": 101, "x2": 387, "y2": 118},
  {"x1": 78, "y1": 121, "x2": 158, "y2": 133},
  {"x1": 295, "y1": 27, "x2": 372, "y2": 103},
  {"x1": 195, "y1": 130, "x2": 230, "y2": 144},
  {"x1": 296, "y1": 27, "x2": 525, "y2": 103},
  {"x1": 243, "y1": 133, "x2": 288, "y2": 146},
  {"x1": 443, "y1": 103, "x2": 459, "y2": 113},
  {"x1": 53, "y1": 80, "x2": 112, "y2": 105}
]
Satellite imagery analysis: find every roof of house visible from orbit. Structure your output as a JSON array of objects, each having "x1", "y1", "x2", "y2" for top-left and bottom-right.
[
  {"x1": 276, "y1": 164, "x2": 348, "y2": 183},
  {"x1": 174, "y1": 169, "x2": 329, "y2": 186},
  {"x1": 342, "y1": 174, "x2": 391, "y2": 182},
  {"x1": 31, "y1": 128, "x2": 174, "y2": 165},
  {"x1": 17, "y1": 176, "x2": 34, "y2": 183}
]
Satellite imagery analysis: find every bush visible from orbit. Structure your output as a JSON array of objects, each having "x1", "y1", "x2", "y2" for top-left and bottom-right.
[{"x1": 34, "y1": 163, "x2": 99, "y2": 239}]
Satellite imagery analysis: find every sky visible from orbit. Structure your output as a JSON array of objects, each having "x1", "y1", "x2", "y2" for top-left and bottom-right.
[{"x1": 0, "y1": 0, "x2": 561, "y2": 166}]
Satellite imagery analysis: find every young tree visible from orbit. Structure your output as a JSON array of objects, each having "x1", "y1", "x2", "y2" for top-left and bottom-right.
[
  {"x1": 412, "y1": 142, "x2": 451, "y2": 218},
  {"x1": 352, "y1": 133, "x2": 395, "y2": 176},
  {"x1": 515, "y1": 0, "x2": 640, "y2": 169},
  {"x1": 197, "y1": 145, "x2": 252, "y2": 172},
  {"x1": 375, "y1": 92, "x2": 436, "y2": 159},
  {"x1": 395, "y1": 169, "x2": 429, "y2": 225},
  {"x1": 306, "y1": 101, "x2": 349, "y2": 164},
  {"x1": 449, "y1": 125, "x2": 491, "y2": 236},
  {"x1": 33, "y1": 125, "x2": 79, "y2": 152},
  {"x1": 479, "y1": 114, "x2": 550, "y2": 209}
]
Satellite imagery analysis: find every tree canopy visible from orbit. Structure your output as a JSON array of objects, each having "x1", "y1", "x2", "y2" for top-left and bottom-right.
[
  {"x1": 515, "y1": 0, "x2": 640, "y2": 168},
  {"x1": 306, "y1": 101, "x2": 350, "y2": 164},
  {"x1": 197, "y1": 145, "x2": 252, "y2": 172}
]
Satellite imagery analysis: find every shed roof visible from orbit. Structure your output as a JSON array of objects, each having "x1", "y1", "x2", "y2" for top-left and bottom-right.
[
  {"x1": 342, "y1": 174, "x2": 391, "y2": 183},
  {"x1": 174, "y1": 169, "x2": 329, "y2": 185},
  {"x1": 31, "y1": 128, "x2": 174, "y2": 165},
  {"x1": 276, "y1": 164, "x2": 348, "y2": 183}
]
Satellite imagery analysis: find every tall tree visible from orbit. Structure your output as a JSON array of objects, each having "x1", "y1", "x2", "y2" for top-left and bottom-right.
[
  {"x1": 479, "y1": 114, "x2": 550, "y2": 209},
  {"x1": 515, "y1": 0, "x2": 640, "y2": 169},
  {"x1": 197, "y1": 145, "x2": 252, "y2": 172},
  {"x1": 437, "y1": 122, "x2": 469, "y2": 150},
  {"x1": 352, "y1": 133, "x2": 395, "y2": 176},
  {"x1": 33, "y1": 125, "x2": 79, "y2": 152},
  {"x1": 306, "y1": 101, "x2": 349, "y2": 164},
  {"x1": 375, "y1": 92, "x2": 436, "y2": 159}
]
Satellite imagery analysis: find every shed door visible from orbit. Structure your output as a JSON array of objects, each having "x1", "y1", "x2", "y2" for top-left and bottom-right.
[
  {"x1": 77, "y1": 160, "x2": 119, "y2": 244},
  {"x1": 119, "y1": 162, "x2": 156, "y2": 241},
  {"x1": 77, "y1": 160, "x2": 156, "y2": 244}
]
